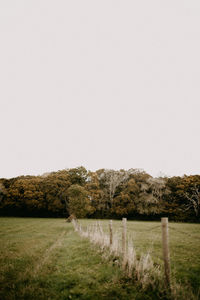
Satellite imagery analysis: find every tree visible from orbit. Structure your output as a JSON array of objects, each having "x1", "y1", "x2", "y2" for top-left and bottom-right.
[
  {"x1": 85, "y1": 172, "x2": 102, "y2": 217},
  {"x1": 66, "y1": 166, "x2": 88, "y2": 186},
  {"x1": 164, "y1": 175, "x2": 200, "y2": 221},
  {"x1": 0, "y1": 181, "x2": 7, "y2": 209},
  {"x1": 184, "y1": 184, "x2": 200, "y2": 217},
  {"x1": 67, "y1": 184, "x2": 92, "y2": 218},
  {"x1": 97, "y1": 169, "x2": 130, "y2": 210},
  {"x1": 146, "y1": 177, "x2": 166, "y2": 202},
  {"x1": 135, "y1": 177, "x2": 167, "y2": 215},
  {"x1": 112, "y1": 192, "x2": 135, "y2": 217},
  {"x1": 41, "y1": 170, "x2": 70, "y2": 216}
]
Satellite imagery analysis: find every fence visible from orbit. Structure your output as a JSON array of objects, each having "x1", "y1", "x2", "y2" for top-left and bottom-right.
[{"x1": 72, "y1": 217, "x2": 172, "y2": 289}]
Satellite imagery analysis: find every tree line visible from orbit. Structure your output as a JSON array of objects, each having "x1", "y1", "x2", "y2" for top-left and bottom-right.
[{"x1": 0, "y1": 167, "x2": 199, "y2": 222}]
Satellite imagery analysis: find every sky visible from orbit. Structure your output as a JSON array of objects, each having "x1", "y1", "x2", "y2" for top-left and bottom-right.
[{"x1": 0, "y1": 0, "x2": 200, "y2": 179}]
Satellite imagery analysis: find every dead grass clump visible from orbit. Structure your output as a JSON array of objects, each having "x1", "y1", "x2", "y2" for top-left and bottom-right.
[
  {"x1": 72, "y1": 220, "x2": 198, "y2": 300},
  {"x1": 73, "y1": 221, "x2": 161, "y2": 288}
]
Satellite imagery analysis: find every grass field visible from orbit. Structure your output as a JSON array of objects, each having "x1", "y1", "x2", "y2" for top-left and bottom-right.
[{"x1": 0, "y1": 218, "x2": 199, "y2": 300}]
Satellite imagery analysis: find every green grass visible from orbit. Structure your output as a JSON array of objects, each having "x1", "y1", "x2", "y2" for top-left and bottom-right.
[
  {"x1": 78, "y1": 219, "x2": 200, "y2": 296},
  {"x1": 0, "y1": 218, "x2": 199, "y2": 300}
]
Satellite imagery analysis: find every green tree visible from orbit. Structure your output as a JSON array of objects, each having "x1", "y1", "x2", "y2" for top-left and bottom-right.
[
  {"x1": 67, "y1": 184, "x2": 92, "y2": 218},
  {"x1": 67, "y1": 167, "x2": 88, "y2": 186}
]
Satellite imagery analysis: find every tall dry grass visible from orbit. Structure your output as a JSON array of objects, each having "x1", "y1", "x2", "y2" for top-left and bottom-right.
[{"x1": 72, "y1": 219, "x2": 198, "y2": 300}]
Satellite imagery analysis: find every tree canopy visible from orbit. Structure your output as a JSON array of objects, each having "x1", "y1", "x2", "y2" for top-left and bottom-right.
[{"x1": 0, "y1": 167, "x2": 199, "y2": 222}]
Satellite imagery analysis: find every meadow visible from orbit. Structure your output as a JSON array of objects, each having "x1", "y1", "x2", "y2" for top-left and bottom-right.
[{"x1": 0, "y1": 218, "x2": 199, "y2": 300}]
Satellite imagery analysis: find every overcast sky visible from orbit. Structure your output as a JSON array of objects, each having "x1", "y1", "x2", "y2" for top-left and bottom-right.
[{"x1": 0, "y1": 0, "x2": 200, "y2": 179}]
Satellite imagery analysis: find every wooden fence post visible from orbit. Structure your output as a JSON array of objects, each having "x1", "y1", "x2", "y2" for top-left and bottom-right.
[
  {"x1": 161, "y1": 217, "x2": 171, "y2": 287},
  {"x1": 98, "y1": 221, "x2": 103, "y2": 235},
  {"x1": 95, "y1": 221, "x2": 98, "y2": 233},
  {"x1": 109, "y1": 220, "x2": 113, "y2": 246},
  {"x1": 122, "y1": 218, "x2": 127, "y2": 269}
]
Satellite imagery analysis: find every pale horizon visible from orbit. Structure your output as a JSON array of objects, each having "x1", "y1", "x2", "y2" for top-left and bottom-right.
[{"x1": 1, "y1": 165, "x2": 199, "y2": 180}]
